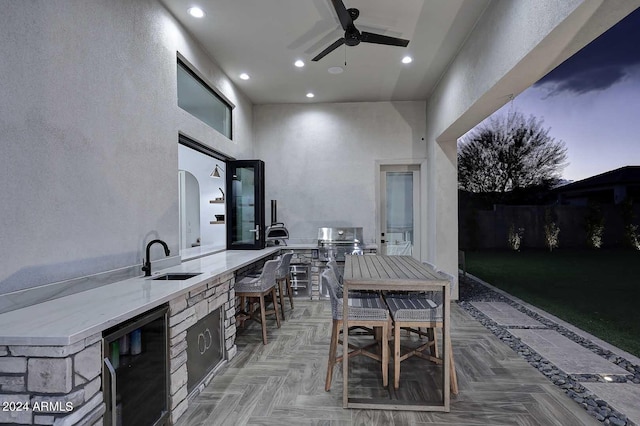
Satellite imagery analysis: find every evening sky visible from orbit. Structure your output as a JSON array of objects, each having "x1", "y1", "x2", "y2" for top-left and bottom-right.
[{"x1": 476, "y1": 7, "x2": 640, "y2": 182}]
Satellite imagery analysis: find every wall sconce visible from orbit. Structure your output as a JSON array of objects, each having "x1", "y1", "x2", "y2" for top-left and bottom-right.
[{"x1": 210, "y1": 164, "x2": 224, "y2": 178}]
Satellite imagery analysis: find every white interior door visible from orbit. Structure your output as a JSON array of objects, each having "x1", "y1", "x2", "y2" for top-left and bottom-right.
[{"x1": 379, "y1": 165, "x2": 420, "y2": 258}]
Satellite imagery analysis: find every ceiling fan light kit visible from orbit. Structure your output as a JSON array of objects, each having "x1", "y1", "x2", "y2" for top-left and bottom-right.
[{"x1": 311, "y1": 0, "x2": 410, "y2": 62}]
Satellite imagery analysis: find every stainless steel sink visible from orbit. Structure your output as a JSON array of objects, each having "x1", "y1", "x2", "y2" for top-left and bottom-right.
[{"x1": 152, "y1": 272, "x2": 202, "y2": 281}]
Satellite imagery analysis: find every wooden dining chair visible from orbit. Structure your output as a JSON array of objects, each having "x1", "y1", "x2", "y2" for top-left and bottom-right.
[
  {"x1": 322, "y1": 269, "x2": 390, "y2": 391},
  {"x1": 235, "y1": 259, "x2": 281, "y2": 345},
  {"x1": 383, "y1": 270, "x2": 458, "y2": 394}
]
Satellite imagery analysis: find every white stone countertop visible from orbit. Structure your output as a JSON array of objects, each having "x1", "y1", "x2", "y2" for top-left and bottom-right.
[
  {"x1": 274, "y1": 243, "x2": 317, "y2": 249},
  {"x1": 0, "y1": 247, "x2": 281, "y2": 346},
  {"x1": 280, "y1": 243, "x2": 379, "y2": 250}
]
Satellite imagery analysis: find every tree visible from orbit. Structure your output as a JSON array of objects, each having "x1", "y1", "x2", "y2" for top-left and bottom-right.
[{"x1": 458, "y1": 110, "x2": 568, "y2": 193}]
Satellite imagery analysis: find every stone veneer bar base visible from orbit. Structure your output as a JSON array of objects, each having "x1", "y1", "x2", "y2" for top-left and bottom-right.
[
  {"x1": 0, "y1": 272, "x2": 239, "y2": 426},
  {"x1": 0, "y1": 334, "x2": 105, "y2": 425},
  {"x1": 167, "y1": 271, "x2": 237, "y2": 424}
]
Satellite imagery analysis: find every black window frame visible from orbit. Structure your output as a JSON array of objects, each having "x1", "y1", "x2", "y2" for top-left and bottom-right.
[{"x1": 177, "y1": 58, "x2": 233, "y2": 140}]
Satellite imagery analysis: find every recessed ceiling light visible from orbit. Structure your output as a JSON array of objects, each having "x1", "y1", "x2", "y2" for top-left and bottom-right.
[
  {"x1": 294, "y1": 60, "x2": 305, "y2": 68},
  {"x1": 239, "y1": 73, "x2": 250, "y2": 80},
  {"x1": 187, "y1": 7, "x2": 205, "y2": 18},
  {"x1": 402, "y1": 56, "x2": 413, "y2": 64},
  {"x1": 306, "y1": 92, "x2": 315, "y2": 98},
  {"x1": 603, "y1": 376, "x2": 613, "y2": 382},
  {"x1": 328, "y1": 66, "x2": 343, "y2": 74}
]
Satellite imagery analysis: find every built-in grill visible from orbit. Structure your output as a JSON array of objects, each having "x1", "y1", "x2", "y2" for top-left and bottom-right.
[
  {"x1": 317, "y1": 227, "x2": 365, "y2": 262},
  {"x1": 265, "y1": 200, "x2": 289, "y2": 245}
]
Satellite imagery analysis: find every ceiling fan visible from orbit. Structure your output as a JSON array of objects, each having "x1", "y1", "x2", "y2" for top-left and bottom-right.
[{"x1": 312, "y1": 0, "x2": 410, "y2": 62}]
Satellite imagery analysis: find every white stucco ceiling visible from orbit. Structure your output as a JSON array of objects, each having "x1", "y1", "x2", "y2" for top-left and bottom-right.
[{"x1": 160, "y1": 0, "x2": 490, "y2": 104}]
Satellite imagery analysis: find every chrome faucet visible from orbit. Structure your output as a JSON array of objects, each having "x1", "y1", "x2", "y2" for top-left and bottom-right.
[{"x1": 142, "y1": 239, "x2": 170, "y2": 276}]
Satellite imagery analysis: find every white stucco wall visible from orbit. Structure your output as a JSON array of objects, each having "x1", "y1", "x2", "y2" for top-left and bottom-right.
[
  {"x1": 0, "y1": 0, "x2": 253, "y2": 294},
  {"x1": 254, "y1": 101, "x2": 426, "y2": 245}
]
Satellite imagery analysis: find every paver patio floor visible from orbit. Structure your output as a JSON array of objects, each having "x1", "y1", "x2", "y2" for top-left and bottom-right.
[
  {"x1": 507, "y1": 328, "x2": 629, "y2": 376},
  {"x1": 582, "y1": 383, "x2": 640, "y2": 425},
  {"x1": 470, "y1": 301, "x2": 544, "y2": 327}
]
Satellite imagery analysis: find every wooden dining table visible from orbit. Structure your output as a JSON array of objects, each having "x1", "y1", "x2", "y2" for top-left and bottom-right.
[{"x1": 342, "y1": 254, "x2": 451, "y2": 411}]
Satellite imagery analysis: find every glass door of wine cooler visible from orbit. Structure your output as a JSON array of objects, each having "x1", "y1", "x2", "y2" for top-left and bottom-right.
[{"x1": 103, "y1": 305, "x2": 169, "y2": 426}]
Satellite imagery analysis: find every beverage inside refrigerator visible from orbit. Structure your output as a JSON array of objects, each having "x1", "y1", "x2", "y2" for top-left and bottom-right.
[{"x1": 103, "y1": 305, "x2": 169, "y2": 426}]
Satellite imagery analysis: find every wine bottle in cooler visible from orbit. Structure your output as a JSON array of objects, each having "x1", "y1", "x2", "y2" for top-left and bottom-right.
[{"x1": 130, "y1": 329, "x2": 142, "y2": 355}]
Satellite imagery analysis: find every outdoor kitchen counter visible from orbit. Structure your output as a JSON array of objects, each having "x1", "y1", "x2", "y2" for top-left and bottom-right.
[{"x1": 0, "y1": 247, "x2": 281, "y2": 346}]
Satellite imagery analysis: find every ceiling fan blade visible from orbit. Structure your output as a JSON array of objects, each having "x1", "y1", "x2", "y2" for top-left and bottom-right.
[
  {"x1": 331, "y1": 0, "x2": 352, "y2": 30},
  {"x1": 360, "y1": 31, "x2": 410, "y2": 47},
  {"x1": 312, "y1": 38, "x2": 345, "y2": 61}
]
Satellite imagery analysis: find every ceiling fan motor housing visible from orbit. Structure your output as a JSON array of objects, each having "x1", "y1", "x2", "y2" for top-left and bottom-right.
[{"x1": 345, "y1": 28, "x2": 361, "y2": 46}]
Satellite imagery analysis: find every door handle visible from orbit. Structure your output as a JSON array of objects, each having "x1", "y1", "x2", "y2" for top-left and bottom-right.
[
  {"x1": 104, "y1": 357, "x2": 117, "y2": 426},
  {"x1": 249, "y1": 225, "x2": 260, "y2": 240}
]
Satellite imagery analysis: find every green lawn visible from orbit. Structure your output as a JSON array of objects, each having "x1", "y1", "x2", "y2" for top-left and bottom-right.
[{"x1": 466, "y1": 248, "x2": 640, "y2": 358}]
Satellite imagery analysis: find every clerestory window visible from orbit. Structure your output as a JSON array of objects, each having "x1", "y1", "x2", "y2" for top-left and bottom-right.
[{"x1": 177, "y1": 59, "x2": 232, "y2": 139}]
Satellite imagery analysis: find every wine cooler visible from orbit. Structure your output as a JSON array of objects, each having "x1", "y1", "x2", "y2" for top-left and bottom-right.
[{"x1": 103, "y1": 305, "x2": 169, "y2": 426}]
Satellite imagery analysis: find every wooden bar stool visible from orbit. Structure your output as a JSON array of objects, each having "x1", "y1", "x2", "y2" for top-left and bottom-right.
[
  {"x1": 322, "y1": 269, "x2": 390, "y2": 391},
  {"x1": 383, "y1": 271, "x2": 458, "y2": 394},
  {"x1": 235, "y1": 259, "x2": 281, "y2": 345},
  {"x1": 276, "y1": 251, "x2": 294, "y2": 319}
]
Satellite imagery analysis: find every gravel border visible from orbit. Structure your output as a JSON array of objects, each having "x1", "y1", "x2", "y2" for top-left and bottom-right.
[{"x1": 458, "y1": 273, "x2": 639, "y2": 426}]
